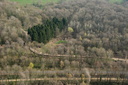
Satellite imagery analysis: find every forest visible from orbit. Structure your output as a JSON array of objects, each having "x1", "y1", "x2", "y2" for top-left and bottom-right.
[
  {"x1": 28, "y1": 17, "x2": 67, "y2": 43},
  {"x1": 0, "y1": 0, "x2": 128, "y2": 85}
]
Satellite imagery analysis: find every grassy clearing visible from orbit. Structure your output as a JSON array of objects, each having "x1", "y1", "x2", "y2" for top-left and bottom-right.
[
  {"x1": 56, "y1": 40, "x2": 67, "y2": 44},
  {"x1": 10, "y1": 0, "x2": 60, "y2": 5}
]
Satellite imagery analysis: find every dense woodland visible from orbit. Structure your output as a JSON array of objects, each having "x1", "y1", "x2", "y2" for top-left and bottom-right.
[
  {"x1": 0, "y1": 0, "x2": 128, "y2": 85},
  {"x1": 45, "y1": 0, "x2": 128, "y2": 57}
]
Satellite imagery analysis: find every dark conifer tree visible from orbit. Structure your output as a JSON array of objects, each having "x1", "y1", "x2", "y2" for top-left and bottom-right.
[{"x1": 28, "y1": 17, "x2": 67, "y2": 44}]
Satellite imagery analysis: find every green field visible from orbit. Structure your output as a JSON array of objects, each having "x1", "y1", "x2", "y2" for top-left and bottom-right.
[
  {"x1": 109, "y1": 0, "x2": 124, "y2": 3},
  {"x1": 10, "y1": 0, "x2": 60, "y2": 5}
]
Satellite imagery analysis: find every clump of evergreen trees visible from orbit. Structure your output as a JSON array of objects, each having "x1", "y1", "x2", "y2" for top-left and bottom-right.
[{"x1": 28, "y1": 17, "x2": 67, "y2": 43}]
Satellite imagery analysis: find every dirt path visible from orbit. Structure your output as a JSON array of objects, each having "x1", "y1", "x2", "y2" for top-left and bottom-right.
[
  {"x1": 30, "y1": 47, "x2": 128, "y2": 63},
  {"x1": 0, "y1": 77, "x2": 127, "y2": 82},
  {"x1": 112, "y1": 58, "x2": 128, "y2": 63}
]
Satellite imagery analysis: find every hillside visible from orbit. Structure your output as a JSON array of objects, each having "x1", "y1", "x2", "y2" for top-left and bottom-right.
[
  {"x1": 0, "y1": 0, "x2": 128, "y2": 84},
  {"x1": 0, "y1": 0, "x2": 128, "y2": 66}
]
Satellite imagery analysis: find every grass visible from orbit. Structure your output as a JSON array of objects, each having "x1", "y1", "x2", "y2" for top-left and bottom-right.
[
  {"x1": 56, "y1": 40, "x2": 67, "y2": 44},
  {"x1": 10, "y1": 0, "x2": 60, "y2": 5},
  {"x1": 109, "y1": 0, "x2": 124, "y2": 3}
]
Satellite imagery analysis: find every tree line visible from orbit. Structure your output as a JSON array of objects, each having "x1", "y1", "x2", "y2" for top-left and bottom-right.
[{"x1": 28, "y1": 17, "x2": 67, "y2": 44}]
